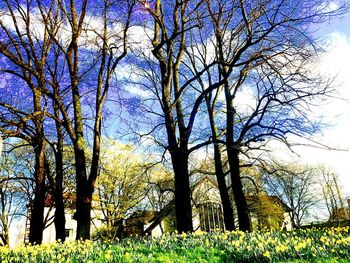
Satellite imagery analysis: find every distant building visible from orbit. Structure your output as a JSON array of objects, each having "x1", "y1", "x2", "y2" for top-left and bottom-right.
[
  {"x1": 128, "y1": 175, "x2": 292, "y2": 236},
  {"x1": 246, "y1": 194, "x2": 292, "y2": 230},
  {"x1": 329, "y1": 199, "x2": 350, "y2": 222},
  {"x1": 15, "y1": 176, "x2": 292, "y2": 246},
  {"x1": 21, "y1": 193, "x2": 104, "y2": 245}
]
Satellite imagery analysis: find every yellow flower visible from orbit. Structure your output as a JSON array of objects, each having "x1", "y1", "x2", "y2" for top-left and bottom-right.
[
  {"x1": 105, "y1": 249, "x2": 113, "y2": 261},
  {"x1": 263, "y1": 250, "x2": 271, "y2": 259},
  {"x1": 275, "y1": 244, "x2": 288, "y2": 253},
  {"x1": 193, "y1": 229, "x2": 205, "y2": 236},
  {"x1": 105, "y1": 253, "x2": 111, "y2": 260},
  {"x1": 124, "y1": 252, "x2": 131, "y2": 260}
]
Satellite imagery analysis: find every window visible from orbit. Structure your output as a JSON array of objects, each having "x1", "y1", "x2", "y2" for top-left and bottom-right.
[
  {"x1": 198, "y1": 202, "x2": 224, "y2": 232},
  {"x1": 65, "y1": 229, "x2": 73, "y2": 238}
]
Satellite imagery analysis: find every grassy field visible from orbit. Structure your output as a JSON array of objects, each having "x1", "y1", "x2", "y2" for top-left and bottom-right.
[{"x1": 1, "y1": 227, "x2": 350, "y2": 262}]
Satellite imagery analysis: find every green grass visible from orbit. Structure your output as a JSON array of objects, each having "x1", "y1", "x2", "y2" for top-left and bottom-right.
[{"x1": 279, "y1": 259, "x2": 350, "y2": 263}]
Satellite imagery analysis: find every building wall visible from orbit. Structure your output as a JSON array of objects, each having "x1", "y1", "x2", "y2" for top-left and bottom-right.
[
  {"x1": 283, "y1": 212, "x2": 293, "y2": 230},
  {"x1": 11, "y1": 207, "x2": 105, "y2": 246},
  {"x1": 42, "y1": 207, "x2": 77, "y2": 243},
  {"x1": 41, "y1": 207, "x2": 105, "y2": 243},
  {"x1": 147, "y1": 222, "x2": 163, "y2": 237}
]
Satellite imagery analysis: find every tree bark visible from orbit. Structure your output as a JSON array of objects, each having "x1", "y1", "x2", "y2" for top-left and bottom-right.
[
  {"x1": 74, "y1": 145, "x2": 92, "y2": 240},
  {"x1": 226, "y1": 90, "x2": 251, "y2": 232},
  {"x1": 29, "y1": 136, "x2": 46, "y2": 244},
  {"x1": 213, "y1": 144, "x2": 236, "y2": 231},
  {"x1": 150, "y1": 0, "x2": 194, "y2": 233},
  {"x1": 226, "y1": 147, "x2": 251, "y2": 231},
  {"x1": 0, "y1": 189, "x2": 10, "y2": 246},
  {"x1": 163, "y1": 109, "x2": 193, "y2": 232},
  {"x1": 205, "y1": 93, "x2": 236, "y2": 231},
  {"x1": 171, "y1": 150, "x2": 193, "y2": 233},
  {"x1": 28, "y1": 88, "x2": 47, "y2": 244},
  {"x1": 54, "y1": 119, "x2": 66, "y2": 241}
]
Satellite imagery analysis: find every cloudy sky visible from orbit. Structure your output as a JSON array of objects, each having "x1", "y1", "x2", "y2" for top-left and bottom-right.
[
  {"x1": 124, "y1": 8, "x2": 350, "y2": 198},
  {"x1": 281, "y1": 12, "x2": 350, "y2": 196}
]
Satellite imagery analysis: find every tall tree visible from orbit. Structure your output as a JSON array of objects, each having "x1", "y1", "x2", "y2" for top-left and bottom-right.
[
  {"x1": 0, "y1": 0, "x2": 136, "y2": 241},
  {"x1": 41, "y1": 0, "x2": 136, "y2": 239},
  {"x1": 199, "y1": 0, "x2": 347, "y2": 231},
  {"x1": 133, "y1": 0, "x2": 235, "y2": 233},
  {"x1": 0, "y1": 0, "x2": 61, "y2": 243},
  {"x1": 185, "y1": 28, "x2": 236, "y2": 230}
]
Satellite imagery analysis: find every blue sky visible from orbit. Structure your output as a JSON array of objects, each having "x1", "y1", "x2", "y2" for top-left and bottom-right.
[{"x1": 322, "y1": 11, "x2": 350, "y2": 35}]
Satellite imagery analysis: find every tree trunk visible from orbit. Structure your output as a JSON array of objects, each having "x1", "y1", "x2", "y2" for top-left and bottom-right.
[
  {"x1": 29, "y1": 137, "x2": 46, "y2": 244},
  {"x1": 205, "y1": 93, "x2": 236, "y2": 231},
  {"x1": 74, "y1": 145, "x2": 92, "y2": 240},
  {"x1": 227, "y1": 147, "x2": 251, "y2": 232},
  {"x1": 54, "y1": 146, "x2": 66, "y2": 241},
  {"x1": 225, "y1": 91, "x2": 251, "y2": 232},
  {"x1": 171, "y1": 150, "x2": 193, "y2": 233},
  {"x1": 0, "y1": 189, "x2": 9, "y2": 246},
  {"x1": 52, "y1": 102, "x2": 66, "y2": 241},
  {"x1": 213, "y1": 144, "x2": 236, "y2": 231}
]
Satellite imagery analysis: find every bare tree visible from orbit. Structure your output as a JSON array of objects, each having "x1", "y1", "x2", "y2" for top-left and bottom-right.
[
  {"x1": 0, "y1": 0, "x2": 136, "y2": 241},
  {"x1": 129, "y1": 0, "x2": 348, "y2": 233},
  {"x1": 262, "y1": 162, "x2": 320, "y2": 227},
  {"x1": 0, "y1": 0, "x2": 62, "y2": 243},
  {"x1": 39, "y1": 0, "x2": 135, "y2": 239},
  {"x1": 317, "y1": 166, "x2": 347, "y2": 222},
  {"x1": 0, "y1": 143, "x2": 33, "y2": 246},
  {"x1": 193, "y1": 0, "x2": 348, "y2": 231},
  {"x1": 132, "y1": 0, "x2": 235, "y2": 233}
]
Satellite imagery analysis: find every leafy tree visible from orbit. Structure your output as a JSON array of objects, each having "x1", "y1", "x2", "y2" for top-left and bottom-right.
[
  {"x1": 248, "y1": 193, "x2": 286, "y2": 230},
  {"x1": 94, "y1": 140, "x2": 149, "y2": 239}
]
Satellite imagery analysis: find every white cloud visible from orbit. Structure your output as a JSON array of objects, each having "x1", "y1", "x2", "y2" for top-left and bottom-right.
[
  {"x1": 0, "y1": 7, "x2": 131, "y2": 55},
  {"x1": 318, "y1": 32, "x2": 350, "y2": 98},
  {"x1": 265, "y1": 31, "x2": 350, "y2": 195},
  {"x1": 128, "y1": 25, "x2": 154, "y2": 58},
  {"x1": 127, "y1": 85, "x2": 152, "y2": 98}
]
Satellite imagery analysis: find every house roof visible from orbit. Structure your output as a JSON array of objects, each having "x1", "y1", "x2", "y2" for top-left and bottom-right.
[
  {"x1": 192, "y1": 175, "x2": 218, "y2": 192},
  {"x1": 43, "y1": 192, "x2": 77, "y2": 208},
  {"x1": 43, "y1": 192, "x2": 100, "y2": 209},
  {"x1": 245, "y1": 194, "x2": 292, "y2": 212}
]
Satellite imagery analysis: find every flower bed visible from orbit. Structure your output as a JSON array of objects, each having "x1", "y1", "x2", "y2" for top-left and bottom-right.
[{"x1": 1, "y1": 227, "x2": 350, "y2": 262}]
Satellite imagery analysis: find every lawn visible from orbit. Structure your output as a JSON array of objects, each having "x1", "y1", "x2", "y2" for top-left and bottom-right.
[{"x1": 1, "y1": 227, "x2": 350, "y2": 262}]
